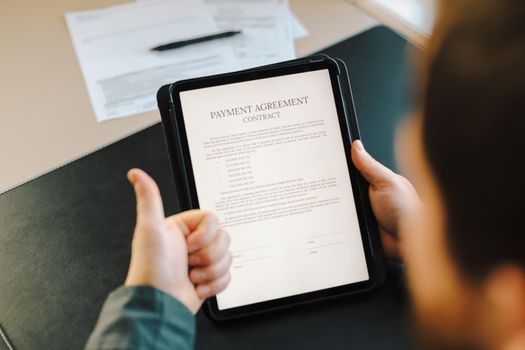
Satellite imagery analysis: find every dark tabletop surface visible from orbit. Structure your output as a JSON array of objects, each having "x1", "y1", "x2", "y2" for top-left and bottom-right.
[{"x1": 0, "y1": 26, "x2": 419, "y2": 350}]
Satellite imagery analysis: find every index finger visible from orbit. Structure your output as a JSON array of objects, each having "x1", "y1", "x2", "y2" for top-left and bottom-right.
[{"x1": 169, "y1": 210, "x2": 219, "y2": 253}]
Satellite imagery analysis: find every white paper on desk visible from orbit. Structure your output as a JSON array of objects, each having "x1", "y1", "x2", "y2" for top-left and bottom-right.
[
  {"x1": 289, "y1": 12, "x2": 308, "y2": 38},
  {"x1": 202, "y1": 0, "x2": 296, "y2": 68},
  {"x1": 137, "y1": 0, "x2": 309, "y2": 39},
  {"x1": 65, "y1": 0, "x2": 236, "y2": 122}
]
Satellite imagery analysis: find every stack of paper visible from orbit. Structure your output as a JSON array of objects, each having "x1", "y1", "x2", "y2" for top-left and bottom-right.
[{"x1": 66, "y1": 0, "x2": 308, "y2": 122}]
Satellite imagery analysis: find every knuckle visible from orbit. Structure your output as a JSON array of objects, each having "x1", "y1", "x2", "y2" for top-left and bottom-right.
[
  {"x1": 212, "y1": 240, "x2": 226, "y2": 259},
  {"x1": 210, "y1": 279, "x2": 224, "y2": 294},
  {"x1": 222, "y1": 229, "x2": 231, "y2": 246},
  {"x1": 205, "y1": 270, "x2": 216, "y2": 281},
  {"x1": 205, "y1": 211, "x2": 219, "y2": 225},
  {"x1": 208, "y1": 265, "x2": 221, "y2": 280},
  {"x1": 206, "y1": 274, "x2": 230, "y2": 295},
  {"x1": 203, "y1": 225, "x2": 217, "y2": 243},
  {"x1": 216, "y1": 229, "x2": 230, "y2": 251},
  {"x1": 193, "y1": 229, "x2": 213, "y2": 248},
  {"x1": 226, "y1": 251, "x2": 233, "y2": 266}
]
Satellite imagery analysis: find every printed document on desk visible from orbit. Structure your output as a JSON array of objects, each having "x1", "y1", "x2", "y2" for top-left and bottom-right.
[
  {"x1": 203, "y1": 0, "x2": 296, "y2": 68},
  {"x1": 138, "y1": 0, "x2": 308, "y2": 38},
  {"x1": 65, "y1": 0, "x2": 236, "y2": 122},
  {"x1": 138, "y1": 0, "x2": 300, "y2": 68}
]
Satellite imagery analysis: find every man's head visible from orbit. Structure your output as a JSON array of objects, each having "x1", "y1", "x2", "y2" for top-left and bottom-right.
[{"x1": 397, "y1": 1, "x2": 525, "y2": 349}]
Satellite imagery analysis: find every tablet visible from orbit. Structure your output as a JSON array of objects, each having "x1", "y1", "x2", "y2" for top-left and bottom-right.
[{"x1": 157, "y1": 55, "x2": 385, "y2": 320}]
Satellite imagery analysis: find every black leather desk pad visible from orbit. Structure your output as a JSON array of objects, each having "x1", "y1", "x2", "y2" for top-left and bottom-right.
[{"x1": 0, "y1": 26, "x2": 418, "y2": 349}]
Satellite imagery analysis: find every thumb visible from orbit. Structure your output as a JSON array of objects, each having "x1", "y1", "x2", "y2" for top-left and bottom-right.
[
  {"x1": 351, "y1": 140, "x2": 394, "y2": 186},
  {"x1": 127, "y1": 168, "x2": 165, "y2": 226}
]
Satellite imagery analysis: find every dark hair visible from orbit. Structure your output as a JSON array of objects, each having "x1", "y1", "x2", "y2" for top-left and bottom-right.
[{"x1": 422, "y1": 2, "x2": 525, "y2": 281}]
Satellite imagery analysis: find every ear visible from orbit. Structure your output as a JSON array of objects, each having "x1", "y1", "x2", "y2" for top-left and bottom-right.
[{"x1": 484, "y1": 265, "x2": 525, "y2": 350}]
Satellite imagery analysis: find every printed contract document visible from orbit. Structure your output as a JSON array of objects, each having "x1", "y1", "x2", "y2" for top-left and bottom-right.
[
  {"x1": 180, "y1": 70, "x2": 369, "y2": 309},
  {"x1": 65, "y1": 0, "x2": 235, "y2": 122}
]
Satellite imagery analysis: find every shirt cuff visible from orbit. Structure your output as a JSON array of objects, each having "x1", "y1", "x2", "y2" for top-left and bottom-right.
[{"x1": 85, "y1": 286, "x2": 195, "y2": 349}]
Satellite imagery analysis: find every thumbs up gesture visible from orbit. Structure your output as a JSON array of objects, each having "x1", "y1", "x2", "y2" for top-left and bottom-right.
[{"x1": 124, "y1": 169, "x2": 232, "y2": 314}]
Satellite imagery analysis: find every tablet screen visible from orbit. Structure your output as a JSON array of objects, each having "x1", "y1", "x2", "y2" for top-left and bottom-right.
[{"x1": 179, "y1": 69, "x2": 369, "y2": 310}]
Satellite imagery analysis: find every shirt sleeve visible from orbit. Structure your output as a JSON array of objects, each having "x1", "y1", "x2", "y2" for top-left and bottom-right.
[{"x1": 85, "y1": 286, "x2": 195, "y2": 350}]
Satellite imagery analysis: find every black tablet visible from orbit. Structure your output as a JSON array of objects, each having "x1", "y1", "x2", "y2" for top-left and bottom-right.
[{"x1": 157, "y1": 55, "x2": 385, "y2": 320}]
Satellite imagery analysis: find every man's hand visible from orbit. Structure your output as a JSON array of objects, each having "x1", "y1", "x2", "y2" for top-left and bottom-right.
[
  {"x1": 351, "y1": 140, "x2": 420, "y2": 262},
  {"x1": 124, "y1": 168, "x2": 232, "y2": 314}
]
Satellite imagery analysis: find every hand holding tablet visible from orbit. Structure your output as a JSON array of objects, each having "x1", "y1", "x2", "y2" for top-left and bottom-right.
[{"x1": 157, "y1": 55, "x2": 385, "y2": 320}]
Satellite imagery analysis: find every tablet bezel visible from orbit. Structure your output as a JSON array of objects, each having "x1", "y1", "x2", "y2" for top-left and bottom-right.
[{"x1": 164, "y1": 57, "x2": 384, "y2": 320}]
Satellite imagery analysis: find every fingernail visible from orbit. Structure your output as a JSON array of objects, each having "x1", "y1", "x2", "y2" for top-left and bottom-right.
[
  {"x1": 354, "y1": 140, "x2": 364, "y2": 152},
  {"x1": 127, "y1": 170, "x2": 136, "y2": 183}
]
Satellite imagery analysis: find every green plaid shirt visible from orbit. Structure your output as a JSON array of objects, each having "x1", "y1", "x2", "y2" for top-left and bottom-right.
[{"x1": 86, "y1": 286, "x2": 195, "y2": 349}]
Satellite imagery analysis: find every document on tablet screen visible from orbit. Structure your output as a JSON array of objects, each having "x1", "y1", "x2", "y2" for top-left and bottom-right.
[{"x1": 180, "y1": 69, "x2": 369, "y2": 309}]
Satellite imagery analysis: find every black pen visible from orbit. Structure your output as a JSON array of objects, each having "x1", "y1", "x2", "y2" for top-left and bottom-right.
[{"x1": 151, "y1": 30, "x2": 242, "y2": 51}]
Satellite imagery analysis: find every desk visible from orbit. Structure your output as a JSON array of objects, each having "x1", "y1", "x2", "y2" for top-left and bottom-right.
[
  {"x1": 0, "y1": 0, "x2": 377, "y2": 194},
  {"x1": 0, "y1": 26, "x2": 419, "y2": 349}
]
